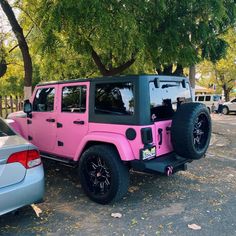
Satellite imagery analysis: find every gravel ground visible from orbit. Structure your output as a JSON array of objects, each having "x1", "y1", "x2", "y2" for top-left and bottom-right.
[{"x1": 0, "y1": 114, "x2": 236, "y2": 236}]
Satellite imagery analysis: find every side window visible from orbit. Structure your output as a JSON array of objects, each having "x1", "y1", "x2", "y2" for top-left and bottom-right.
[
  {"x1": 33, "y1": 87, "x2": 55, "y2": 112},
  {"x1": 205, "y1": 96, "x2": 211, "y2": 101},
  {"x1": 198, "y1": 96, "x2": 204, "y2": 102},
  {"x1": 231, "y1": 99, "x2": 236, "y2": 103},
  {"x1": 61, "y1": 86, "x2": 87, "y2": 113},
  {"x1": 195, "y1": 96, "x2": 198, "y2": 101},
  {"x1": 213, "y1": 95, "x2": 220, "y2": 101},
  {"x1": 95, "y1": 82, "x2": 134, "y2": 115}
]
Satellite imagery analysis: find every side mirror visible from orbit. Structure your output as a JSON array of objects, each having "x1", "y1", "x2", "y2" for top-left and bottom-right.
[
  {"x1": 181, "y1": 79, "x2": 186, "y2": 88},
  {"x1": 154, "y1": 77, "x2": 160, "y2": 88},
  {"x1": 23, "y1": 100, "x2": 32, "y2": 118}
]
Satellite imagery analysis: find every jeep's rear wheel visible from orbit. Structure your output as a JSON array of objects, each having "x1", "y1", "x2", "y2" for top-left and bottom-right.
[
  {"x1": 79, "y1": 145, "x2": 129, "y2": 204},
  {"x1": 171, "y1": 103, "x2": 211, "y2": 160}
]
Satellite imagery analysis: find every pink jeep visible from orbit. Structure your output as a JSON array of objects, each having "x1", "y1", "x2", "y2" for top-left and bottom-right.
[{"x1": 8, "y1": 75, "x2": 211, "y2": 204}]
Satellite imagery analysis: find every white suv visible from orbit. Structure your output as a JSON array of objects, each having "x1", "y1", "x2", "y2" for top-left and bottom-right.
[
  {"x1": 195, "y1": 94, "x2": 221, "y2": 112},
  {"x1": 222, "y1": 98, "x2": 236, "y2": 115}
]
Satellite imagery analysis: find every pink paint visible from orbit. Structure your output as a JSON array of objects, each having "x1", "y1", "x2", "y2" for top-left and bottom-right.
[{"x1": 8, "y1": 81, "x2": 173, "y2": 162}]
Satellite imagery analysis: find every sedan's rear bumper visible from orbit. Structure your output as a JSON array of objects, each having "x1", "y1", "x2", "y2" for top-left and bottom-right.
[
  {"x1": 0, "y1": 165, "x2": 44, "y2": 216},
  {"x1": 131, "y1": 152, "x2": 193, "y2": 176}
]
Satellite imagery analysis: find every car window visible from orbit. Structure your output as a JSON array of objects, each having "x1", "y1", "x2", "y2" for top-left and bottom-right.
[
  {"x1": 95, "y1": 82, "x2": 134, "y2": 115},
  {"x1": 33, "y1": 87, "x2": 55, "y2": 112},
  {"x1": 0, "y1": 119, "x2": 15, "y2": 137},
  {"x1": 231, "y1": 99, "x2": 236, "y2": 103},
  {"x1": 205, "y1": 96, "x2": 211, "y2": 101},
  {"x1": 213, "y1": 95, "x2": 220, "y2": 101},
  {"x1": 195, "y1": 97, "x2": 198, "y2": 101},
  {"x1": 198, "y1": 96, "x2": 204, "y2": 101},
  {"x1": 61, "y1": 86, "x2": 87, "y2": 113}
]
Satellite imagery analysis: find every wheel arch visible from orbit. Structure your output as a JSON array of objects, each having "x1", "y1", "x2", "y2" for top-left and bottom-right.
[{"x1": 73, "y1": 132, "x2": 135, "y2": 162}]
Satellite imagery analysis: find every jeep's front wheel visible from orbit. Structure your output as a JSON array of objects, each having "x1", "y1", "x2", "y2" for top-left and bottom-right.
[{"x1": 78, "y1": 145, "x2": 130, "y2": 204}]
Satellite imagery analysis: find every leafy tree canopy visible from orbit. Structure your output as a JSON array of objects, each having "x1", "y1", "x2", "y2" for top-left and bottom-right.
[
  {"x1": 21, "y1": 0, "x2": 236, "y2": 77},
  {"x1": 197, "y1": 28, "x2": 236, "y2": 101},
  {"x1": 0, "y1": 0, "x2": 236, "y2": 93}
]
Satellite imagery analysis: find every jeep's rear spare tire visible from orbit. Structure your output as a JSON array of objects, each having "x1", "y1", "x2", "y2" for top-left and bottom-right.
[
  {"x1": 171, "y1": 103, "x2": 211, "y2": 159},
  {"x1": 79, "y1": 145, "x2": 130, "y2": 204}
]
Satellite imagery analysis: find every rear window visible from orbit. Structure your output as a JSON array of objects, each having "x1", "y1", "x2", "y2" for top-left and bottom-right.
[
  {"x1": 149, "y1": 80, "x2": 192, "y2": 120},
  {"x1": 95, "y1": 82, "x2": 134, "y2": 115},
  {"x1": 0, "y1": 119, "x2": 15, "y2": 137}
]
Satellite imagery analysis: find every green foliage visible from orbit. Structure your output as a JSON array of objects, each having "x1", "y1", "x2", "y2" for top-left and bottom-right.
[
  {"x1": 197, "y1": 28, "x2": 236, "y2": 100},
  {"x1": 0, "y1": 0, "x2": 236, "y2": 94}
]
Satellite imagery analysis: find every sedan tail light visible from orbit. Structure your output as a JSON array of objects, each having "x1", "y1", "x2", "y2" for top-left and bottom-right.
[{"x1": 7, "y1": 150, "x2": 41, "y2": 169}]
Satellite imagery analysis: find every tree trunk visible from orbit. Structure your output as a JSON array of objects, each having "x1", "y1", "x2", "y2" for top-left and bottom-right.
[
  {"x1": 222, "y1": 83, "x2": 231, "y2": 102},
  {"x1": 173, "y1": 64, "x2": 184, "y2": 76},
  {"x1": 189, "y1": 65, "x2": 196, "y2": 99},
  {"x1": 189, "y1": 65, "x2": 196, "y2": 88},
  {"x1": 0, "y1": 0, "x2": 32, "y2": 99},
  {"x1": 91, "y1": 47, "x2": 135, "y2": 76}
]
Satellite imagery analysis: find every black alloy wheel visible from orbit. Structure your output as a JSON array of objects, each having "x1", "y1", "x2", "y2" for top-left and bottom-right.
[
  {"x1": 193, "y1": 113, "x2": 210, "y2": 151},
  {"x1": 84, "y1": 155, "x2": 111, "y2": 195},
  {"x1": 79, "y1": 145, "x2": 129, "y2": 204}
]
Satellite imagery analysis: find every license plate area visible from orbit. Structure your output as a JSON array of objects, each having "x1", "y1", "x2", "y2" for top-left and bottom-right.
[{"x1": 140, "y1": 146, "x2": 156, "y2": 160}]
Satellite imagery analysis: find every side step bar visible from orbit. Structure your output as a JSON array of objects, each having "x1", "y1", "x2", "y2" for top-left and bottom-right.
[{"x1": 40, "y1": 152, "x2": 78, "y2": 167}]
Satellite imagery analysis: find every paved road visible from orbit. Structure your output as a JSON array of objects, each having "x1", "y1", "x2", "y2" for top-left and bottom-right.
[{"x1": 0, "y1": 114, "x2": 236, "y2": 235}]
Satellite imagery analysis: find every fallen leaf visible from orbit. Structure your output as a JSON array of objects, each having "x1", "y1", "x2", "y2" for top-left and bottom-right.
[
  {"x1": 128, "y1": 186, "x2": 140, "y2": 193},
  {"x1": 111, "y1": 213, "x2": 122, "y2": 218},
  {"x1": 31, "y1": 204, "x2": 42, "y2": 217},
  {"x1": 131, "y1": 218, "x2": 138, "y2": 225},
  {"x1": 188, "y1": 224, "x2": 201, "y2": 230}
]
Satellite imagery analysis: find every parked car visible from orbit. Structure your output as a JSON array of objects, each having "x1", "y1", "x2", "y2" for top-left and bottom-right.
[
  {"x1": 222, "y1": 98, "x2": 236, "y2": 115},
  {"x1": 0, "y1": 118, "x2": 44, "y2": 216},
  {"x1": 195, "y1": 94, "x2": 221, "y2": 112},
  {"x1": 8, "y1": 75, "x2": 211, "y2": 204}
]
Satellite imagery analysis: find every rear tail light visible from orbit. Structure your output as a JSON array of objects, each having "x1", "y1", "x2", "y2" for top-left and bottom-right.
[
  {"x1": 7, "y1": 150, "x2": 41, "y2": 169},
  {"x1": 141, "y1": 128, "x2": 153, "y2": 145}
]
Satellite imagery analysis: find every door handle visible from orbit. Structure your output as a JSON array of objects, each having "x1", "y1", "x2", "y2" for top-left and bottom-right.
[
  {"x1": 73, "y1": 120, "x2": 85, "y2": 125},
  {"x1": 46, "y1": 118, "x2": 55, "y2": 122},
  {"x1": 158, "y1": 128, "x2": 163, "y2": 145}
]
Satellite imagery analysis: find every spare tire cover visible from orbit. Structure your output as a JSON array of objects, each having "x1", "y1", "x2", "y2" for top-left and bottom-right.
[{"x1": 171, "y1": 102, "x2": 211, "y2": 159}]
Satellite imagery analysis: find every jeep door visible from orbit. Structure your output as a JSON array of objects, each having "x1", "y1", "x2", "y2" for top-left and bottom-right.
[
  {"x1": 55, "y1": 82, "x2": 89, "y2": 158},
  {"x1": 28, "y1": 85, "x2": 57, "y2": 154}
]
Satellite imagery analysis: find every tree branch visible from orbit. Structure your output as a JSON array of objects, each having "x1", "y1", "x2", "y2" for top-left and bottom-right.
[
  {"x1": 91, "y1": 46, "x2": 136, "y2": 76},
  {"x1": 8, "y1": 25, "x2": 34, "y2": 53}
]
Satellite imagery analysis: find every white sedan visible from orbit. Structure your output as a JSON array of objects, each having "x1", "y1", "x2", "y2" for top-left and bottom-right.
[
  {"x1": 0, "y1": 118, "x2": 44, "y2": 216},
  {"x1": 222, "y1": 98, "x2": 236, "y2": 115}
]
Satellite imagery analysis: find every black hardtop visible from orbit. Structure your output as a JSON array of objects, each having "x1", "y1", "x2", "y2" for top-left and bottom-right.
[{"x1": 37, "y1": 74, "x2": 188, "y2": 87}]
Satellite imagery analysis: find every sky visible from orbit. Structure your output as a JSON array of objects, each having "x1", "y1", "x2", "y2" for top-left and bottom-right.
[{"x1": 0, "y1": 4, "x2": 20, "y2": 46}]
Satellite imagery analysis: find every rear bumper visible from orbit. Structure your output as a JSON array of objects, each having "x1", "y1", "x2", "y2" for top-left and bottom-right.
[
  {"x1": 131, "y1": 152, "x2": 192, "y2": 175},
  {"x1": 0, "y1": 165, "x2": 44, "y2": 216}
]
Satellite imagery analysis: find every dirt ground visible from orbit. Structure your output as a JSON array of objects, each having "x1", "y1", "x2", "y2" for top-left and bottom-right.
[{"x1": 0, "y1": 114, "x2": 236, "y2": 236}]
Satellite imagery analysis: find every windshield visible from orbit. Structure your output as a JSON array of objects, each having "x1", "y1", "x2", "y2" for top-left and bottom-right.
[
  {"x1": 0, "y1": 119, "x2": 15, "y2": 137},
  {"x1": 149, "y1": 81, "x2": 192, "y2": 120}
]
